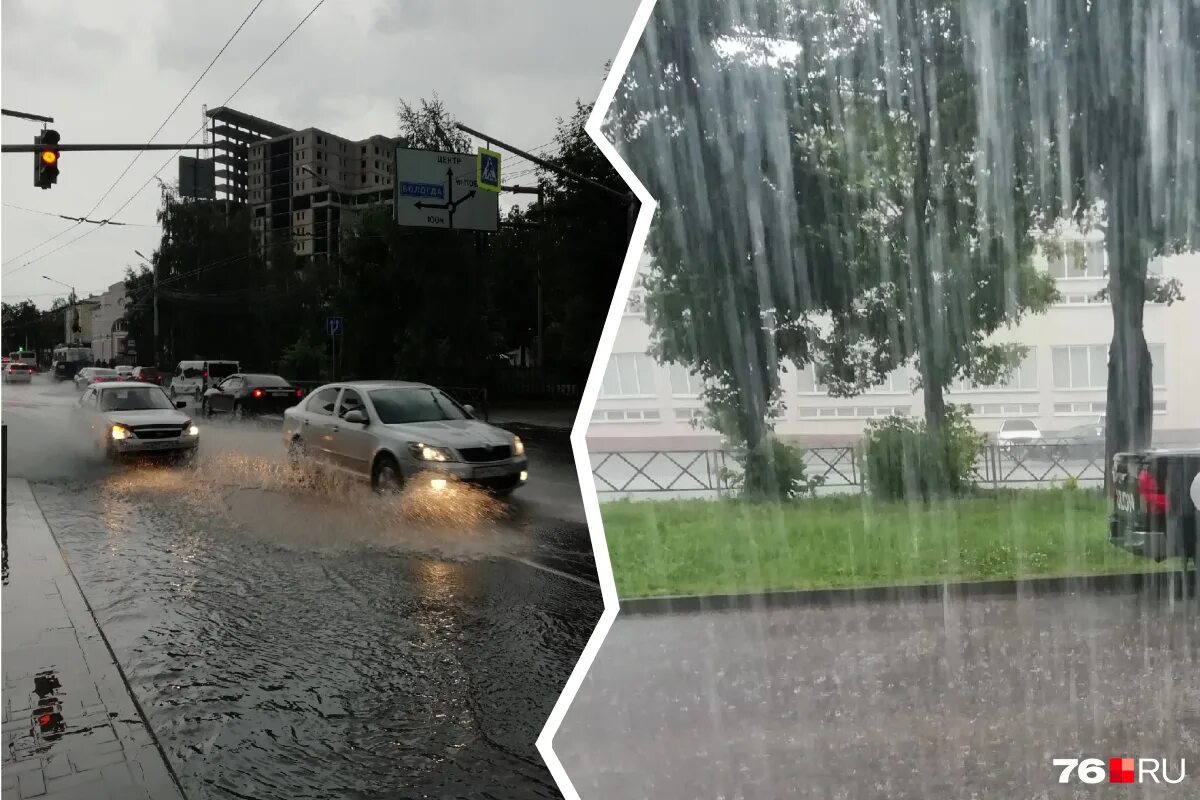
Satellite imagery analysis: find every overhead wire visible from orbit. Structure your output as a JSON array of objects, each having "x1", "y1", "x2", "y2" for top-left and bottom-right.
[
  {"x1": 11, "y1": 0, "x2": 326, "y2": 282},
  {"x1": 2, "y1": 0, "x2": 266, "y2": 269}
]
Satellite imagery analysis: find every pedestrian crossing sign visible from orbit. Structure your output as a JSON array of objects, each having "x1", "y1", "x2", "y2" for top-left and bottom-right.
[{"x1": 477, "y1": 147, "x2": 501, "y2": 193}]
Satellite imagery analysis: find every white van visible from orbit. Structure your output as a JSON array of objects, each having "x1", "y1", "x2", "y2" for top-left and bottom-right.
[{"x1": 169, "y1": 360, "x2": 240, "y2": 401}]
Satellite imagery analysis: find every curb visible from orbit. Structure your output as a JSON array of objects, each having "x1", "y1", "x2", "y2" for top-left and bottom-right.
[
  {"x1": 617, "y1": 569, "x2": 1192, "y2": 616},
  {"x1": 27, "y1": 483, "x2": 190, "y2": 799}
]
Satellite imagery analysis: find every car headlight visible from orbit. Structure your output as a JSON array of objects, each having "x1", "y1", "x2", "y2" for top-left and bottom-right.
[
  {"x1": 409, "y1": 442, "x2": 455, "y2": 462},
  {"x1": 185, "y1": 421, "x2": 199, "y2": 436},
  {"x1": 110, "y1": 424, "x2": 131, "y2": 441},
  {"x1": 513, "y1": 436, "x2": 525, "y2": 456}
]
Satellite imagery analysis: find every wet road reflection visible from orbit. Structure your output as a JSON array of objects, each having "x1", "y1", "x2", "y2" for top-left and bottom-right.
[{"x1": 8, "y1": 379, "x2": 598, "y2": 799}]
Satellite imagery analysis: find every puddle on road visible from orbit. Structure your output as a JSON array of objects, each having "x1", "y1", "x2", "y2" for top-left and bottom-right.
[{"x1": 92, "y1": 449, "x2": 530, "y2": 563}]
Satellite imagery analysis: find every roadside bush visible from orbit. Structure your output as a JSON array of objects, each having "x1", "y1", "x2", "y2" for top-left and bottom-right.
[
  {"x1": 723, "y1": 437, "x2": 824, "y2": 500},
  {"x1": 861, "y1": 405, "x2": 985, "y2": 501}
]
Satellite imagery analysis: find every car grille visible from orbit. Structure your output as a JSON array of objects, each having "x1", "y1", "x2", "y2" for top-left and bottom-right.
[
  {"x1": 458, "y1": 445, "x2": 512, "y2": 463},
  {"x1": 131, "y1": 425, "x2": 185, "y2": 440}
]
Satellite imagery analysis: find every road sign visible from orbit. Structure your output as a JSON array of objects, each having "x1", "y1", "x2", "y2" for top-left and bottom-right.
[
  {"x1": 394, "y1": 147, "x2": 499, "y2": 232},
  {"x1": 179, "y1": 156, "x2": 216, "y2": 200},
  {"x1": 477, "y1": 147, "x2": 501, "y2": 193},
  {"x1": 326, "y1": 316, "x2": 343, "y2": 336}
]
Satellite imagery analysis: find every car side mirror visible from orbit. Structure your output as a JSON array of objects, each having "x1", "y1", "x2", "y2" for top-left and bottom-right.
[
  {"x1": 175, "y1": 400, "x2": 187, "y2": 409},
  {"x1": 343, "y1": 408, "x2": 368, "y2": 425},
  {"x1": 463, "y1": 404, "x2": 475, "y2": 417}
]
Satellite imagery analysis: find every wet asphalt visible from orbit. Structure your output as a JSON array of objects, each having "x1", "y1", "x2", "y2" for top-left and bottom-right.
[
  {"x1": 555, "y1": 592, "x2": 1200, "y2": 799},
  {"x1": 2, "y1": 376, "x2": 599, "y2": 799}
]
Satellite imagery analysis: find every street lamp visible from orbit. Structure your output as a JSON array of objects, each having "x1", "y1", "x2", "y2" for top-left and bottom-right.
[{"x1": 42, "y1": 275, "x2": 79, "y2": 343}]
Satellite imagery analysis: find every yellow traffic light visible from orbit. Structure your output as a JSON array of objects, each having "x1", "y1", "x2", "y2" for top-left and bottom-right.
[{"x1": 40, "y1": 150, "x2": 58, "y2": 165}]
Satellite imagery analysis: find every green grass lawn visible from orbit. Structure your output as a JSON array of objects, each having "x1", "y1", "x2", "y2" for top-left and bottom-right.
[{"x1": 601, "y1": 489, "x2": 1169, "y2": 599}]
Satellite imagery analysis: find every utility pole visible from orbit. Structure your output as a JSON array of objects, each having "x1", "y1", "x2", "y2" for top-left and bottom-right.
[{"x1": 135, "y1": 251, "x2": 158, "y2": 367}]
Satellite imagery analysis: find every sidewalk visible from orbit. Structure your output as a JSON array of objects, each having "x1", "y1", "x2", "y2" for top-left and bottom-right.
[
  {"x1": 487, "y1": 404, "x2": 577, "y2": 432},
  {"x1": 2, "y1": 479, "x2": 185, "y2": 800}
]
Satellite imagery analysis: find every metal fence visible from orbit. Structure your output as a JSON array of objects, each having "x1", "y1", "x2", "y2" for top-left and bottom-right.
[{"x1": 591, "y1": 441, "x2": 1109, "y2": 499}]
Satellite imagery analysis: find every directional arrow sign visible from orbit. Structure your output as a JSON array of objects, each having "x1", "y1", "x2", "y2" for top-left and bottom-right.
[
  {"x1": 326, "y1": 316, "x2": 343, "y2": 336},
  {"x1": 394, "y1": 148, "x2": 498, "y2": 232}
]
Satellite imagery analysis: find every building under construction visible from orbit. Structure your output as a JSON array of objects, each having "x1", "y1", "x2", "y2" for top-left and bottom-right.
[{"x1": 205, "y1": 107, "x2": 397, "y2": 259}]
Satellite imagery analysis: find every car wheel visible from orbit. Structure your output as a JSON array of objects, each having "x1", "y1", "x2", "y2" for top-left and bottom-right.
[{"x1": 371, "y1": 455, "x2": 404, "y2": 494}]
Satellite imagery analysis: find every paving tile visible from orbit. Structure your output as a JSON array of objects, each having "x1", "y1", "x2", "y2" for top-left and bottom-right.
[
  {"x1": 1, "y1": 481, "x2": 184, "y2": 800},
  {"x1": 17, "y1": 768, "x2": 46, "y2": 797},
  {"x1": 41, "y1": 752, "x2": 73, "y2": 781}
]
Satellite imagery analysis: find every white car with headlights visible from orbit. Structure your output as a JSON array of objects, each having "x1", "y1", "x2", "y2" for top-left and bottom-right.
[
  {"x1": 75, "y1": 381, "x2": 199, "y2": 459},
  {"x1": 282, "y1": 381, "x2": 528, "y2": 494}
]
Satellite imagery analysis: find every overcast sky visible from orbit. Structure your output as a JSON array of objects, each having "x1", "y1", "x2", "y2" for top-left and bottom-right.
[{"x1": 1, "y1": 0, "x2": 638, "y2": 309}]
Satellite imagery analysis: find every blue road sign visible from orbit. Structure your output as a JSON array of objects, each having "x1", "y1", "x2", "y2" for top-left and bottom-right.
[
  {"x1": 326, "y1": 316, "x2": 344, "y2": 336},
  {"x1": 477, "y1": 147, "x2": 501, "y2": 193}
]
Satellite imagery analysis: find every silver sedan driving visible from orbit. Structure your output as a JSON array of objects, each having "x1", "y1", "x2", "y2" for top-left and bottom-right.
[
  {"x1": 75, "y1": 381, "x2": 200, "y2": 459},
  {"x1": 282, "y1": 381, "x2": 528, "y2": 494}
]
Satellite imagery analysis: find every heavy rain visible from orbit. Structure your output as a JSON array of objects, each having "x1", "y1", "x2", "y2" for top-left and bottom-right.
[{"x1": 559, "y1": 0, "x2": 1200, "y2": 797}]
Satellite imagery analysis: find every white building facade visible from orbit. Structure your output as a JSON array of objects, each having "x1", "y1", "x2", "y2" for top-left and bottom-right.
[
  {"x1": 89, "y1": 281, "x2": 130, "y2": 364},
  {"x1": 589, "y1": 247, "x2": 1200, "y2": 452}
]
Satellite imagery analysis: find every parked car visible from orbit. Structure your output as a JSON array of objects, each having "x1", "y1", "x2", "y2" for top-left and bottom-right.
[
  {"x1": 3, "y1": 362, "x2": 35, "y2": 384},
  {"x1": 282, "y1": 381, "x2": 528, "y2": 494},
  {"x1": 202, "y1": 373, "x2": 304, "y2": 419},
  {"x1": 74, "y1": 367, "x2": 120, "y2": 390},
  {"x1": 132, "y1": 366, "x2": 165, "y2": 386},
  {"x1": 74, "y1": 381, "x2": 198, "y2": 461},
  {"x1": 1055, "y1": 419, "x2": 1106, "y2": 460},
  {"x1": 169, "y1": 360, "x2": 240, "y2": 401},
  {"x1": 1110, "y1": 447, "x2": 1200, "y2": 563},
  {"x1": 997, "y1": 419, "x2": 1043, "y2": 452},
  {"x1": 114, "y1": 365, "x2": 135, "y2": 380}
]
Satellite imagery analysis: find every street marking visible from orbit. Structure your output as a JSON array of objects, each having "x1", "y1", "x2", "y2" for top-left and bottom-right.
[{"x1": 502, "y1": 555, "x2": 599, "y2": 588}]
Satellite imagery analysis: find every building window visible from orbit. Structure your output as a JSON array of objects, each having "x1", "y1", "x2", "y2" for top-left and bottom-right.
[
  {"x1": 1054, "y1": 401, "x2": 1106, "y2": 415},
  {"x1": 1052, "y1": 344, "x2": 1108, "y2": 389},
  {"x1": 866, "y1": 365, "x2": 913, "y2": 395},
  {"x1": 674, "y1": 408, "x2": 705, "y2": 424},
  {"x1": 796, "y1": 364, "x2": 827, "y2": 394},
  {"x1": 601, "y1": 354, "x2": 657, "y2": 397},
  {"x1": 1048, "y1": 240, "x2": 1105, "y2": 278},
  {"x1": 798, "y1": 406, "x2": 911, "y2": 419},
  {"x1": 952, "y1": 353, "x2": 1038, "y2": 392},
  {"x1": 374, "y1": 146, "x2": 379, "y2": 154},
  {"x1": 591, "y1": 409, "x2": 662, "y2": 423},
  {"x1": 668, "y1": 363, "x2": 704, "y2": 396},
  {"x1": 1052, "y1": 344, "x2": 1164, "y2": 389}
]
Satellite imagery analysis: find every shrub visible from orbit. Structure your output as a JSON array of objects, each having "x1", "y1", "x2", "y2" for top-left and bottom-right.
[
  {"x1": 861, "y1": 405, "x2": 985, "y2": 501},
  {"x1": 722, "y1": 437, "x2": 824, "y2": 500}
]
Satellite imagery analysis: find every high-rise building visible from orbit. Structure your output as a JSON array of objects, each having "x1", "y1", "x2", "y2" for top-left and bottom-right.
[{"x1": 206, "y1": 107, "x2": 397, "y2": 258}]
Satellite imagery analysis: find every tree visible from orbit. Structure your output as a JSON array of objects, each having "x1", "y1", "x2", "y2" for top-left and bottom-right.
[
  {"x1": 985, "y1": 0, "x2": 1200, "y2": 483},
  {"x1": 396, "y1": 93, "x2": 471, "y2": 151},
  {"x1": 608, "y1": 0, "x2": 1058, "y2": 495}
]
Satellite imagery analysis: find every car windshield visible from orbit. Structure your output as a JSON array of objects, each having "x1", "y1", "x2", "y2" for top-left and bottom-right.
[
  {"x1": 1002, "y1": 420, "x2": 1037, "y2": 432},
  {"x1": 208, "y1": 363, "x2": 238, "y2": 379},
  {"x1": 99, "y1": 387, "x2": 174, "y2": 411},
  {"x1": 368, "y1": 388, "x2": 467, "y2": 424},
  {"x1": 92, "y1": 369, "x2": 118, "y2": 378},
  {"x1": 246, "y1": 374, "x2": 289, "y2": 388}
]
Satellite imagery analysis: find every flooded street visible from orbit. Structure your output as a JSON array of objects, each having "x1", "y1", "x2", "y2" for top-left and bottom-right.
[{"x1": 3, "y1": 377, "x2": 598, "y2": 799}]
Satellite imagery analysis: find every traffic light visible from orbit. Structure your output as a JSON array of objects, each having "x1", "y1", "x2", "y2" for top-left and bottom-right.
[{"x1": 34, "y1": 129, "x2": 60, "y2": 189}]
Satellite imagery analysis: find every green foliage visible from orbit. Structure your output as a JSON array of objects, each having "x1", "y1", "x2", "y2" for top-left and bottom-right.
[
  {"x1": 862, "y1": 405, "x2": 986, "y2": 502},
  {"x1": 277, "y1": 335, "x2": 326, "y2": 381},
  {"x1": 118, "y1": 91, "x2": 627, "y2": 394},
  {"x1": 722, "y1": 437, "x2": 824, "y2": 501}
]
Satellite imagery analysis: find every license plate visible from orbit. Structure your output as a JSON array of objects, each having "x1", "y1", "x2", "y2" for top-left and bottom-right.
[
  {"x1": 475, "y1": 465, "x2": 512, "y2": 479},
  {"x1": 139, "y1": 440, "x2": 180, "y2": 450},
  {"x1": 1115, "y1": 489, "x2": 1136, "y2": 514}
]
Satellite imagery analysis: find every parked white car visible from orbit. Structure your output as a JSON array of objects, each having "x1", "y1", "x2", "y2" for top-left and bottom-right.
[
  {"x1": 997, "y1": 418, "x2": 1043, "y2": 449},
  {"x1": 169, "y1": 360, "x2": 240, "y2": 401},
  {"x1": 75, "y1": 382, "x2": 199, "y2": 460},
  {"x1": 282, "y1": 381, "x2": 528, "y2": 494}
]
